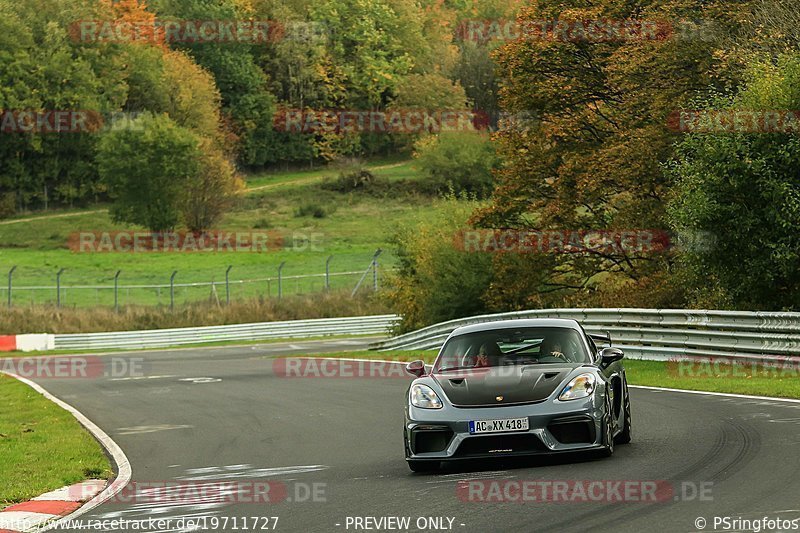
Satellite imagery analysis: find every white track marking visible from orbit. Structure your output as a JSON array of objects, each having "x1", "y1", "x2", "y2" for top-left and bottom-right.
[
  {"x1": 177, "y1": 464, "x2": 328, "y2": 481},
  {"x1": 110, "y1": 375, "x2": 176, "y2": 382},
  {"x1": 629, "y1": 385, "x2": 800, "y2": 403},
  {"x1": 116, "y1": 424, "x2": 193, "y2": 435}
]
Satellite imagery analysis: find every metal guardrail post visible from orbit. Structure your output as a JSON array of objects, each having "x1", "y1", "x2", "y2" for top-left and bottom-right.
[
  {"x1": 170, "y1": 270, "x2": 178, "y2": 310},
  {"x1": 7, "y1": 266, "x2": 16, "y2": 309},
  {"x1": 114, "y1": 270, "x2": 121, "y2": 312},
  {"x1": 56, "y1": 268, "x2": 66, "y2": 308},
  {"x1": 52, "y1": 314, "x2": 402, "y2": 350},
  {"x1": 278, "y1": 262, "x2": 286, "y2": 300},
  {"x1": 225, "y1": 265, "x2": 232, "y2": 305}
]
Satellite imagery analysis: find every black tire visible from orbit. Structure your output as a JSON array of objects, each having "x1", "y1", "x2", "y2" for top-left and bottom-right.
[
  {"x1": 408, "y1": 460, "x2": 440, "y2": 473},
  {"x1": 598, "y1": 388, "x2": 615, "y2": 457},
  {"x1": 615, "y1": 377, "x2": 632, "y2": 445}
]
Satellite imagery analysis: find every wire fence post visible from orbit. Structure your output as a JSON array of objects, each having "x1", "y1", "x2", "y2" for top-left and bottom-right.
[
  {"x1": 278, "y1": 261, "x2": 286, "y2": 300},
  {"x1": 170, "y1": 270, "x2": 178, "y2": 310},
  {"x1": 56, "y1": 268, "x2": 66, "y2": 308},
  {"x1": 114, "y1": 270, "x2": 122, "y2": 312},
  {"x1": 325, "y1": 255, "x2": 333, "y2": 291},
  {"x1": 351, "y1": 249, "x2": 382, "y2": 297},
  {"x1": 372, "y1": 252, "x2": 380, "y2": 292},
  {"x1": 225, "y1": 265, "x2": 232, "y2": 305},
  {"x1": 7, "y1": 266, "x2": 16, "y2": 309}
]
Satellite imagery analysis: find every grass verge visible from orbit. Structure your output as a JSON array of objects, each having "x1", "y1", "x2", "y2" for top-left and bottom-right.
[
  {"x1": 0, "y1": 374, "x2": 112, "y2": 506},
  {"x1": 287, "y1": 351, "x2": 800, "y2": 399},
  {"x1": 0, "y1": 291, "x2": 390, "y2": 334}
]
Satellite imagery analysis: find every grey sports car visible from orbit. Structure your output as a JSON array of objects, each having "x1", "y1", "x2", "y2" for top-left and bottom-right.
[{"x1": 403, "y1": 318, "x2": 631, "y2": 472}]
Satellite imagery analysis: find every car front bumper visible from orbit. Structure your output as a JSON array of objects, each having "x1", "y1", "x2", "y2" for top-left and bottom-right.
[{"x1": 404, "y1": 394, "x2": 606, "y2": 462}]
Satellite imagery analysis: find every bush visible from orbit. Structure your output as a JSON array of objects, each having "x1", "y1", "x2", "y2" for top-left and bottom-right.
[
  {"x1": 413, "y1": 132, "x2": 498, "y2": 198},
  {"x1": 320, "y1": 163, "x2": 432, "y2": 198},
  {"x1": 294, "y1": 202, "x2": 328, "y2": 218},
  {"x1": 321, "y1": 167, "x2": 379, "y2": 193},
  {"x1": 386, "y1": 196, "x2": 494, "y2": 332},
  {"x1": 0, "y1": 193, "x2": 15, "y2": 219}
]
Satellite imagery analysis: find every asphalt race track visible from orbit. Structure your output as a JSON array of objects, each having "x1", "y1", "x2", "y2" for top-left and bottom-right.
[{"x1": 27, "y1": 340, "x2": 800, "y2": 533}]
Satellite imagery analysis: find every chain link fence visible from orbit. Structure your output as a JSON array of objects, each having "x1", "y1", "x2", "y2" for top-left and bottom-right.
[{"x1": 1, "y1": 251, "x2": 387, "y2": 309}]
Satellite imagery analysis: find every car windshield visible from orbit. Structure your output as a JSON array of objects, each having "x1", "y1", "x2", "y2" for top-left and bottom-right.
[{"x1": 434, "y1": 327, "x2": 590, "y2": 372}]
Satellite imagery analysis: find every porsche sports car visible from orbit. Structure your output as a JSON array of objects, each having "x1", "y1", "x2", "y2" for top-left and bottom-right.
[{"x1": 403, "y1": 318, "x2": 631, "y2": 472}]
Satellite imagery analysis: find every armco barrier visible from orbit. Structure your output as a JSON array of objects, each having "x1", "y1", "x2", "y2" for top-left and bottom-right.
[
  {"x1": 51, "y1": 315, "x2": 401, "y2": 351},
  {"x1": 370, "y1": 309, "x2": 800, "y2": 363}
]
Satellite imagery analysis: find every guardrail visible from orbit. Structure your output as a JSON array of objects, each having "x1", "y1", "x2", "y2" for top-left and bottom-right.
[
  {"x1": 370, "y1": 309, "x2": 800, "y2": 363},
  {"x1": 54, "y1": 315, "x2": 401, "y2": 351}
]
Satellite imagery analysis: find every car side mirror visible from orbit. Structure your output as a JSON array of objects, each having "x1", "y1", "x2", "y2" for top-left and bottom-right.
[
  {"x1": 600, "y1": 347, "x2": 624, "y2": 366},
  {"x1": 405, "y1": 360, "x2": 426, "y2": 377}
]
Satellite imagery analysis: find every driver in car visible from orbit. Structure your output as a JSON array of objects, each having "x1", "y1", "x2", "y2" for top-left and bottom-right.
[
  {"x1": 475, "y1": 341, "x2": 502, "y2": 367},
  {"x1": 541, "y1": 335, "x2": 569, "y2": 361}
]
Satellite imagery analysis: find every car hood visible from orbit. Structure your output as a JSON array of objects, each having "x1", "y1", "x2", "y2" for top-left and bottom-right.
[{"x1": 432, "y1": 365, "x2": 579, "y2": 407}]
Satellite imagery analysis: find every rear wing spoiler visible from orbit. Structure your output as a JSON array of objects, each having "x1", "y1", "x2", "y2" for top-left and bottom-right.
[{"x1": 589, "y1": 332, "x2": 612, "y2": 346}]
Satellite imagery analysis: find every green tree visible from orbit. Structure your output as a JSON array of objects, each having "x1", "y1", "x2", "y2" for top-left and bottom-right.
[
  {"x1": 150, "y1": 0, "x2": 276, "y2": 167},
  {"x1": 98, "y1": 114, "x2": 201, "y2": 232},
  {"x1": 667, "y1": 55, "x2": 800, "y2": 310}
]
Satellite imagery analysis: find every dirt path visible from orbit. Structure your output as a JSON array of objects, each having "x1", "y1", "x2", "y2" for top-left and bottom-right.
[{"x1": 0, "y1": 209, "x2": 106, "y2": 225}]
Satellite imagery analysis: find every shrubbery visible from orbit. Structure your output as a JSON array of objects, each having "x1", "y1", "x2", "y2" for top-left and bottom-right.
[
  {"x1": 413, "y1": 132, "x2": 498, "y2": 198},
  {"x1": 387, "y1": 197, "x2": 494, "y2": 332}
]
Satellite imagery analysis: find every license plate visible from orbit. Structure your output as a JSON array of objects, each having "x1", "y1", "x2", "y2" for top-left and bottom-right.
[{"x1": 469, "y1": 417, "x2": 529, "y2": 434}]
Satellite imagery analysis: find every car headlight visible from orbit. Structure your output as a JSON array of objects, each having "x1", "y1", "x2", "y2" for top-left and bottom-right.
[
  {"x1": 558, "y1": 373, "x2": 596, "y2": 401},
  {"x1": 410, "y1": 384, "x2": 443, "y2": 409}
]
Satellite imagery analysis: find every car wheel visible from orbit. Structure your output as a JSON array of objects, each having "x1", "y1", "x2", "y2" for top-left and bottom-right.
[
  {"x1": 599, "y1": 388, "x2": 615, "y2": 457},
  {"x1": 614, "y1": 377, "x2": 632, "y2": 445},
  {"x1": 408, "y1": 460, "x2": 440, "y2": 473}
]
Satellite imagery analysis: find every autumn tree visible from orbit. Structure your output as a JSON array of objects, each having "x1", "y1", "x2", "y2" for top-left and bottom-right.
[
  {"x1": 471, "y1": 0, "x2": 750, "y2": 306},
  {"x1": 180, "y1": 139, "x2": 243, "y2": 232}
]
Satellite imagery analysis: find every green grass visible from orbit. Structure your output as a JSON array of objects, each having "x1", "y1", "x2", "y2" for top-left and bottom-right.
[
  {"x1": 0, "y1": 157, "x2": 430, "y2": 307},
  {"x1": 244, "y1": 156, "x2": 417, "y2": 190},
  {"x1": 288, "y1": 351, "x2": 800, "y2": 399},
  {"x1": 624, "y1": 359, "x2": 800, "y2": 399},
  {"x1": 0, "y1": 374, "x2": 112, "y2": 506}
]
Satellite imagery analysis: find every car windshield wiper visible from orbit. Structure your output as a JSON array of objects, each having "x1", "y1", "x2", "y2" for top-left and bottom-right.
[{"x1": 437, "y1": 365, "x2": 488, "y2": 372}]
